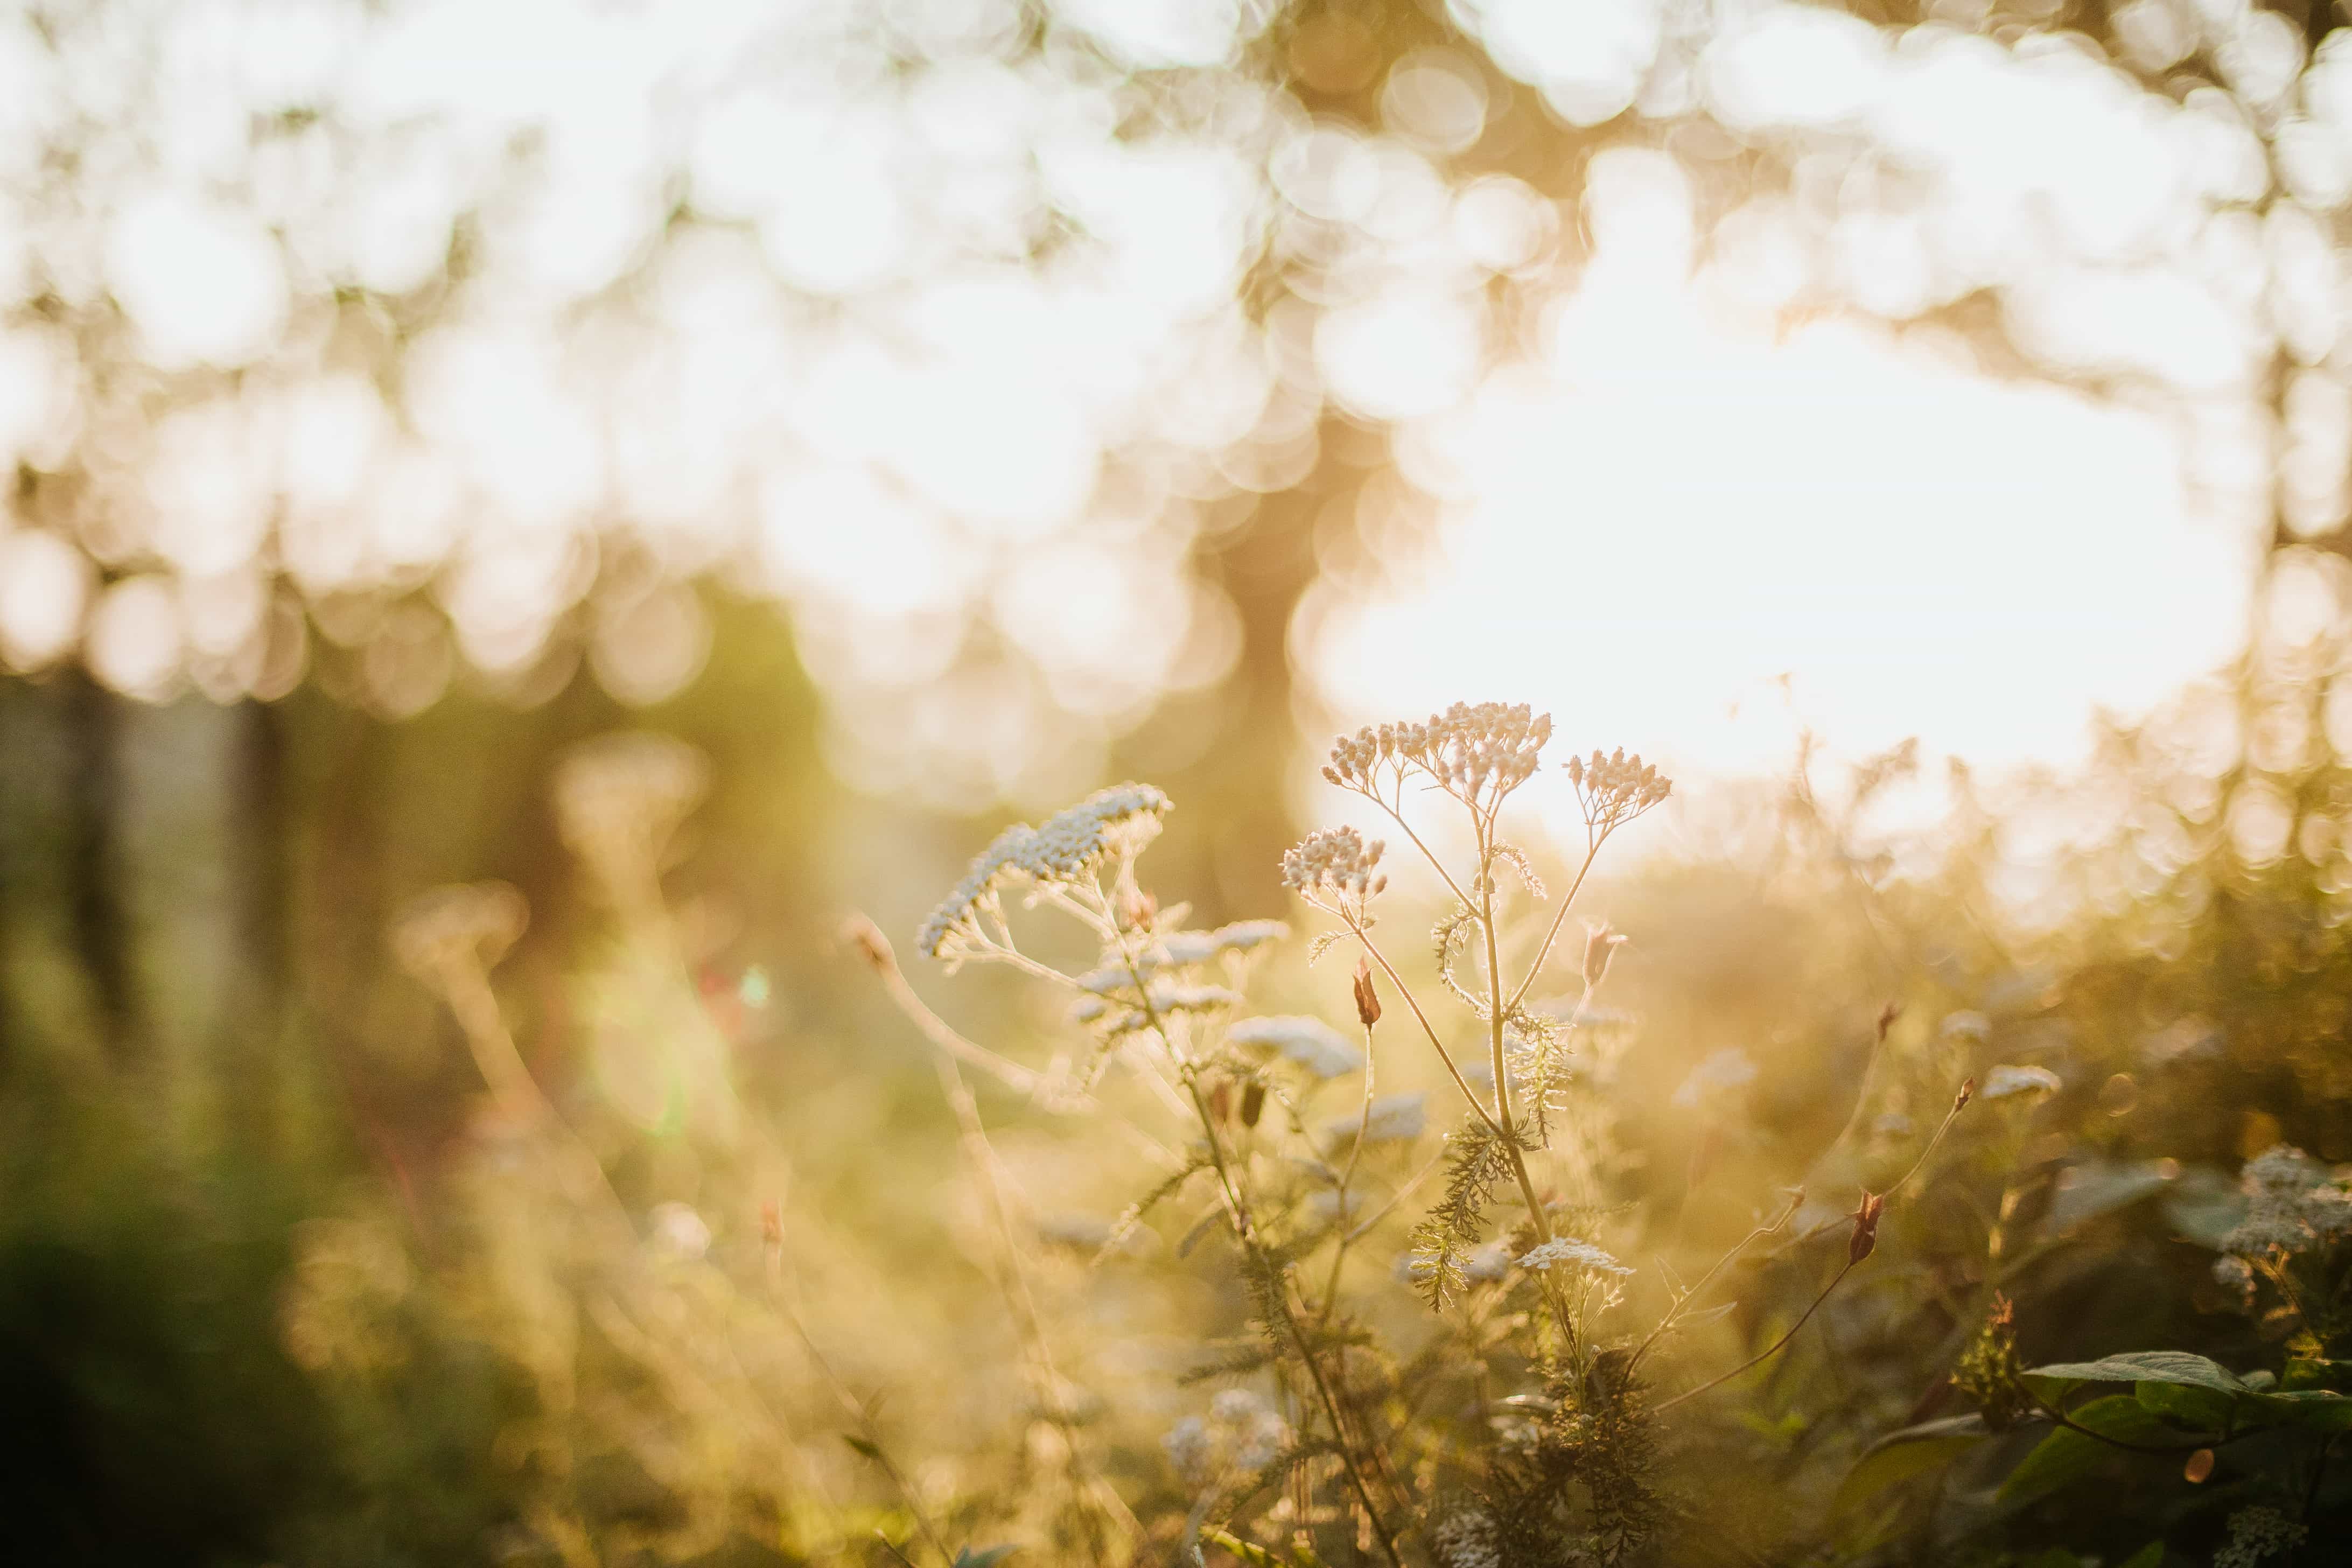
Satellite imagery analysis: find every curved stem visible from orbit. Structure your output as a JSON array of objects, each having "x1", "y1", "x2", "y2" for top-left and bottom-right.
[
  {"x1": 1656, "y1": 1258, "x2": 1857, "y2": 1413},
  {"x1": 1348, "y1": 922, "x2": 1508, "y2": 1144},
  {"x1": 1502, "y1": 834, "x2": 1605, "y2": 1017},
  {"x1": 1628, "y1": 1189, "x2": 1803, "y2": 1377}
]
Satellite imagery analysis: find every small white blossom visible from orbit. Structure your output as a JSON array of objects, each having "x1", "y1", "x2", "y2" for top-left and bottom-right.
[
  {"x1": 1940, "y1": 1010, "x2": 1991, "y2": 1041},
  {"x1": 1281, "y1": 825, "x2": 1385, "y2": 898},
  {"x1": 1229, "y1": 1015, "x2": 1364, "y2": 1079},
  {"x1": 916, "y1": 784, "x2": 1171, "y2": 962},
  {"x1": 2215, "y1": 1504, "x2": 2307, "y2": 1568},
  {"x1": 1328, "y1": 1093, "x2": 1425, "y2": 1146},
  {"x1": 1161, "y1": 1416, "x2": 1212, "y2": 1482},
  {"x1": 2223, "y1": 1144, "x2": 2352, "y2": 1256},
  {"x1": 1157, "y1": 920, "x2": 1289, "y2": 965},
  {"x1": 2213, "y1": 1254, "x2": 2256, "y2": 1306},
  {"x1": 1672, "y1": 1047, "x2": 1758, "y2": 1109},
  {"x1": 647, "y1": 1202, "x2": 710, "y2": 1260},
  {"x1": 1518, "y1": 1237, "x2": 1632, "y2": 1277},
  {"x1": 1209, "y1": 1389, "x2": 1265, "y2": 1424},
  {"x1": 1978, "y1": 1063, "x2": 2061, "y2": 1101},
  {"x1": 1431, "y1": 1508, "x2": 1501, "y2": 1568}
]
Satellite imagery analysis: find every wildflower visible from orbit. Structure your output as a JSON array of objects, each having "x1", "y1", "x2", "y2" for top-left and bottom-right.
[
  {"x1": 551, "y1": 731, "x2": 709, "y2": 895},
  {"x1": 1161, "y1": 1416, "x2": 1212, "y2": 1482},
  {"x1": 1280, "y1": 825, "x2": 1387, "y2": 900},
  {"x1": 1209, "y1": 1388, "x2": 1265, "y2": 1424},
  {"x1": 390, "y1": 881, "x2": 528, "y2": 984},
  {"x1": 1978, "y1": 1063, "x2": 2061, "y2": 1101},
  {"x1": 915, "y1": 784, "x2": 1172, "y2": 963},
  {"x1": 1564, "y1": 745, "x2": 1672, "y2": 832},
  {"x1": 1229, "y1": 1015, "x2": 1363, "y2": 1078},
  {"x1": 648, "y1": 1201, "x2": 711, "y2": 1260},
  {"x1": 1672, "y1": 1047, "x2": 1758, "y2": 1109},
  {"x1": 1431, "y1": 1508, "x2": 1501, "y2": 1568},
  {"x1": 1940, "y1": 1010, "x2": 1991, "y2": 1041},
  {"x1": 1231, "y1": 1409, "x2": 1289, "y2": 1470},
  {"x1": 1328, "y1": 1093, "x2": 1425, "y2": 1145},
  {"x1": 2215, "y1": 1504, "x2": 2306, "y2": 1568},
  {"x1": 1327, "y1": 702, "x2": 1555, "y2": 810},
  {"x1": 1157, "y1": 919, "x2": 1290, "y2": 965},
  {"x1": 1518, "y1": 1237, "x2": 1632, "y2": 1277},
  {"x1": 2222, "y1": 1144, "x2": 2352, "y2": 1255},
  {"x1": 1399, "y1": 1241, "x2": 1513, "y2": 1285},
  {"x1": 2213, "y1": 1253, "x2": 2256, "y2": 1306}
]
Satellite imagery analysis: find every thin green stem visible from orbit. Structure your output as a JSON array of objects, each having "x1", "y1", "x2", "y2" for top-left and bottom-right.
[{"x1": 1656, "y1": 1258, "x2": 1857, "y2": 1413}]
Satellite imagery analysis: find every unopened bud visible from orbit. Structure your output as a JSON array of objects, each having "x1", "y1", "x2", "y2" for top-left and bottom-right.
[
  {"x1": 1240, "y1": 1081, "x2": 1265, "y2": 1128},
  {"x1": 1209, "y1": 1079, "x2": 1233, "y2": 1123},
  {"x1": 1581, "y1": 921, "x2": 1627, "y2": 991},
  {"x1": 1876, "y1": 1001, "x2": 1901, "y2": 1044},
  {"x1": 1849, "y1": 1190, "x2": 1886, "y2": 1264},
  {"x1": 1955, "y1": 1077, "x2": 1976, "y2": 1112},
  {"x1": 1119, "y1": 886, "x2": 1157, "y2": 932},
  {"x1": 760, "y1": 1199, "x2": 783, "y2": 1250},
  {"x1": 843, "y1": 916, "x2": 891, "y2": 974},
  {"x1": 1352, "y1": 958, "x2": 1381, "y2": 1027}
]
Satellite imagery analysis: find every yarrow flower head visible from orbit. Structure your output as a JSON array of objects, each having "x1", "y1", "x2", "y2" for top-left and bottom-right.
[
  {"x1": 1565, "y1": 746, "x2": 1672, "y2": 832},
  {"x1": 1156, "y1": 919, "x2": 1289, "y2": 966},
  {"x1": 1327, "y1": 1092, "x2": 1425, "y2": 1145},
  {"x1": 1978, "y1": 1063, "x2": 2062, "y2": 1102},
  {"x1": 1518, "y1": 1237, "x2": 1632, "y2": 1277},
  {"x1": 1672, "y1": 1046, "x2": 1758, "y2": 1109},
  {"x1": 1281, "y1": 825, "x2": 1387, "y2": 902},
  {"x1": 2215, "y1": 1504, "x2": 2307, "y2": 1568},
  {"x1": 2222, "y1": 1144, "x2": 2352, "y2": 1257},
  {"x1": 1229, "y1": 1015, "x2": 1364, "y2": 1079},
  {"x1": 1326, "y1": 702, "x2": 1552, "y2": 809},
  {"x1": 914, "y1": 783, "x2": 1171, "y2": 964},
  {"x1": 552, "y1": 732, "x2": 710, "y2": 898},
  {"x1": 391, "y1": 881, "x2": 529, "y2": 985},
  {"x1": 1431, "y1": 1508, "x2": 1501, "y2": 1568}
]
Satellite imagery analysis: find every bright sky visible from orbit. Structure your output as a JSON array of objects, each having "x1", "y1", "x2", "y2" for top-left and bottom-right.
[
  {"x1": 1309, "y1": 152, "x2": 2259, "y2": 795},
  {"x1": 0, "y1": 0, "x2": 2333, "y2": 811}
]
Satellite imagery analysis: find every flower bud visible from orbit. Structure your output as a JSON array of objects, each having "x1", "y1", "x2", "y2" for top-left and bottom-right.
[
  {"x1": 1849, "y1": 1190, "x2": 1886, "y2": 1264},
  {"x1": 1876, "y1": 1001, "x2": 1901, "y2": 1044},
  {"x1": 1209, "y1": 1079, "x2": 1232, "y2": 1123},
  {"x1": 1352, "y1": 958, "x2": 1382, "y2": 1027},
  {"x1": 1581, "y1": 921, "x2": 1627, "y2": 991},
  {"x1": 1954, "y1": 1077, "x2": 1976, "y2": 1112},
  {"x1": 1240, "y1": 1081, "x2": 1266, "y2": 1128}
]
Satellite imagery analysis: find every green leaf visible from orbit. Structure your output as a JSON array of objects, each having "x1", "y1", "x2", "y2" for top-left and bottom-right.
[
  {"x1": 2255, "y1": 1388, "x2": 2352, "y2": 1432},
  {"x1": 1832, "y1": 1416, "x2": 1991, "y2": 1518},
  {"x1": 1203, "y1": 1529, "x2": 1291, "y2": 1568},
  {"x1": 952, "y1": 1548, "x2": 1019, "y2": 1568},
  {"x1": 2116, "y1": 1545, "x2": 2166, "y2": 1568},
  {"x1": 2132, "y1": 1379, "x2": 2235, "y2": 1431},
  {"x1": 2022, "y1": 1352, "x2": 2246, "y2": 1403},
  {"x1": 1997, "y1": 1395, "x2": 2180, "y2": 1510}
]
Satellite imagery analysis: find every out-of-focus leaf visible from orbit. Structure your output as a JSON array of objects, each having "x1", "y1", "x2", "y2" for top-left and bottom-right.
[
  {"x1": 2159, "y1": 1167, "x2": 2244, "y2": 1250},
  {"x1": 952, "y1": 1547, "x2": 1018, "y2": 1568},
  {"x1": 1997, "y1": 1396, "x2": 2179, "y2": 1509},
  {"x1": 842, "y1": 1434, "x2": 884, "y2": 1461},
  {"x1": 2042, "y1": 1160, "x2": 2174, "y2": 1236},
  {"x1": 1832, "y1": 1415, "x2": 1990, "y2": 1517},
  {"x1": 2117, "y1": 1545, "x2": 2167, "y2": 1568},
  {"x1": 1205, "y1": 1528, "x2": 1291, "y2": 1568},
  {"x1": 2253, "y1": 1389, "x2": 2352, "y2": 1431}
]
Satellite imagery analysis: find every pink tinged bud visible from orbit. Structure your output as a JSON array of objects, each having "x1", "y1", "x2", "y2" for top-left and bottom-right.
[
  {"x1": 1581, "y1": 921, "x2": 1627, "y2": 991},
  {"x1": 1955, "y1": 1077, "x2": 1976, "y2": 1111},
  {"x1": 1876, "y1": 1001, "x2": 1901, "y2": 1044}
]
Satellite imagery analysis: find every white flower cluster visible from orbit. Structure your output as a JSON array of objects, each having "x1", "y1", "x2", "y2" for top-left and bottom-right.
[
  {"x1": 1229, "y1": 1015, "x2": 1363, "y2": 1079},
  {"x1": 1280, "y1": 825, "x2": 1386, "y2": 899},
  {"x1": 1672, "y1": 1046, "x2": 1758, "y2": 1109},
  {"x1": 1161, "y1": 1390, "x2": 1292, "y2": 1486},
  {"x1": 1157, "y1": 919, "x2": 1290, "y2": 965},
  {"x1": 390, "y1": 881, "x2": 529, "y2": 982},
  {"x1": 915, "y1": 783, "x2": 1172, "y2": 961},
  {"x1": 2215, "y1": 1504, "x2": 2307, "y2": 1568},
  {"x1": 1326, "y1": 702, "x2": 1553, "y2": 809},
  {"x1": 1978, "y1": 1063, "x2": 2062, "y2": 1101},
  {"x1": 2222, "y1": 1144, "x2": 2352, "y2": 1257},
  {"x1": 551, "y1": 732, "x2": 710, "y2": 891},
  {"x1": 1069, "y1": 983, "x2": 1243, "y2": 1035},
  {"x1": 1326, "y1": 1093, "x2": 1425, "y2": 1146},
  {"x1": 1430, "y1": 1508, "x2": 1501, "y2": 1568},
  {"x1": 1518, "y1": 1237, "x2": 1632, "y2": 1277}
]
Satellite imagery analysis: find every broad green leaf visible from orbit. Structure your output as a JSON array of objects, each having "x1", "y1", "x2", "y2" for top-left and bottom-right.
[
  {"x1": 1832, "y1": 1415, "x2": 1990, "y2": 1518},
  {"x1": 1997, "y1": 1395, "x2": 2180, "y2": 1509},
  {"x1": 2255, "y1": 1388, "x2": 2352, "y2": 1432},
  {"x1": 2022, "y1": 1352, "x2": 2245, "y2": 1403},
  {"x1": 2132, "y1": 1379, "x2": 2235, "y2": 1431}
]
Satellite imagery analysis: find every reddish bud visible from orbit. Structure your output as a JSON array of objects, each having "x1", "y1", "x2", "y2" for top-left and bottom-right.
[
  {"x1": 760, "y1": 1199, "x2": 783, "y2": 1250},
  {"x1": 1209, "y1": 1079, "x2": 1233, "y2": 1123},
  {"x1": 1240, "y1": 1081, "x2": 1266, "y2": 1128},
  {"x1": 1876, "y1": 1001, "x2": 1902, "y2": 1044},
  {"x1": 1352, "y1": 958, "x2": 1381, "y2": 1027},
  {"x1": 1581, "y1": 921, "x2": 1627, "y2": 991},
  {"x1": 1955, "y1": 1077, "x2": 1976, "y2": 1112},
  {"x1": 1849, "y1": 1190, "x2": 1887, "y2": 1264},
  {"x1": 2184, "y1": 1448, "x2": 2214, "y2": 1484}
]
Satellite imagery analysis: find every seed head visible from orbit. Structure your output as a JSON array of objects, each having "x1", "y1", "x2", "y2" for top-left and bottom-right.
[
  {"x1": 1849, "y1": 1189, "x2": 1887, "y2": 1264},
  {"x1": 1564, "y1": 746, "x2": 1672, "y2": 833}
]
